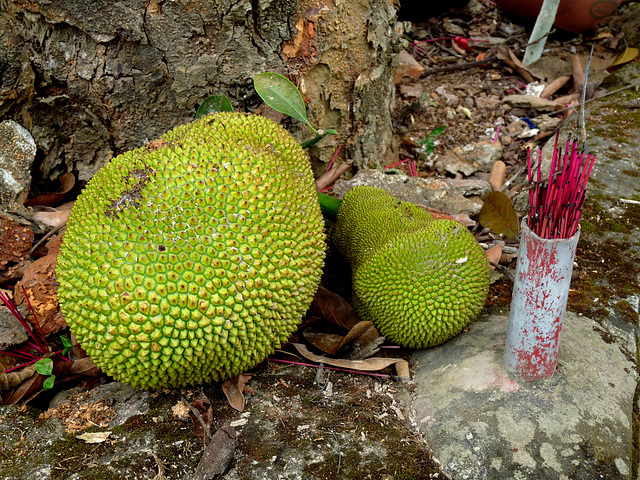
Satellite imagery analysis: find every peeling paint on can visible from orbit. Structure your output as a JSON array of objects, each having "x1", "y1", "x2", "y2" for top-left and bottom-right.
[{"x1": 505, "y1": 218, "x2": 580, "y2": 381}]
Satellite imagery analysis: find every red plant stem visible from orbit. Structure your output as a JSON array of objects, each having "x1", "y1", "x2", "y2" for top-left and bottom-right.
[
  {"x1": 1, "y1": 350, "x2": 40, "y2": 361},
  {"x1": 325, "y1": 144, "x2": 343, "y2": 174},
  {"x1": 0, "y1": 292, "x2": 47, "y2": 355},
  {"x1": 384, "y1": 158, "x2": 412, "y2": 169},
  {"x1": 22, "y1": 286, "x2": 49, "y2": 353}
]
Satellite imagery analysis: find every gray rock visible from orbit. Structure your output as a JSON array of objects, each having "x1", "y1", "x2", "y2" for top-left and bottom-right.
[
  {"x1": 502, "y1": 94, "x2": 559, "y2": 112},
  {"x1": 0, "y1": 121, "x2": 36, "y2": 217},
  {"x1": 333, "y1": 168, "x2": 484, "y2": 217},
  {"x1": 412, "y1": 311, "x2": 636, "y2": 480},
  {"x1": 0, "y1": 305, "x2": 28, "y2": 350},
  {"x1": 434, "y1": 139, "x2": 504, "y2": 176},
  {"x1": 49, "y1": 381, "x2": 151, "y2": 427}
]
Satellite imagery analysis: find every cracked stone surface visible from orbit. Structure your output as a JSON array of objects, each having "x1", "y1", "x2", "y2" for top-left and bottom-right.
[{"x1": 412, "y1": 311, "x2": 636, "y2": 480}]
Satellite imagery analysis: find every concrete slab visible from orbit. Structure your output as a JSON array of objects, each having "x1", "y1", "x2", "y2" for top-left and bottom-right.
[{"x1": 412, "y1": 310, "x2": 637, "y2": 479}]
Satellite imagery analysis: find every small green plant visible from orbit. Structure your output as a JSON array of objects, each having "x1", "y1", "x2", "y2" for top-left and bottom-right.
[
  {"x1": 0, "y1": 290, "x2": 74, "y2": 393},
  {"x1": 417, "y1": 125, "x2": 446, "y2": 158},
  {"x1": 196, "y1": 72, "x2": 337, "y2": 148},
  {"x1": 34, "y1": 357, "x2": 55, "y2": 390}
]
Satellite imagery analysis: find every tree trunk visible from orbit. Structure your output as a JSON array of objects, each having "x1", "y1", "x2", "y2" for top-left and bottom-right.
[{"x1": 0, "y1": 0, "x2": 401, "y2": 188}]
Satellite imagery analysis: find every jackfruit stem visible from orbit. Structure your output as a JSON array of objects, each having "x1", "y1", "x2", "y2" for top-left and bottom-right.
[{"x1": 318, "y1": 192, "x2": 341, "y2": 220}]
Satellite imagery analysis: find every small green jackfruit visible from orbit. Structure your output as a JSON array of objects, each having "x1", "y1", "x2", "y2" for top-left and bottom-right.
[
  {"x1": 332, "y1": 186, "x2": 489, "y2": 348},
  {"x1": 332, "y1": 186, "x2": 434, "y2": 269},
  {"x1": 56, "y1": 112, "x2": 326, "y2": 389}
]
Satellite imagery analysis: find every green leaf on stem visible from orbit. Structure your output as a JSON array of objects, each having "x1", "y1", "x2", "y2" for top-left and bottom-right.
[
  {"x1": 61, "y1": 336, "x2": 73, "y2": 356},
  {"x1": 35, "y1": 358, "x2": 53, "y2": 376},
  {"x1": 43, "y1": 375, "x2": 56, "y2": 390},
  {"x1": 253, "y1": 73, "x2": 316, "y2": 133}
]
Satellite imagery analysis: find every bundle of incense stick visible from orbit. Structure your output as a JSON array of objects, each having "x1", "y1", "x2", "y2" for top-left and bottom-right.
[{"x1": 527, "y1": 133, "x2": 597, "y2": 239}]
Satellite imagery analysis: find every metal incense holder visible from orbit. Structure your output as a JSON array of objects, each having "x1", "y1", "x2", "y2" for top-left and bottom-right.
[{"x1": 505, "y1": 218, "x2": 580, "y2": 381}]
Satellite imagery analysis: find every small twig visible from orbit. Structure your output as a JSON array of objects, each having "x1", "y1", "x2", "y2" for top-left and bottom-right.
[
  {"x1": 180, "y1": 393, "x2": 211, "y2": 445},
  {"x1": 150, "y1": 452, "x2": 168, "y2": 480},
  {"x1": 270, "y1": 358, "x2": 393, "y2": 379},
  {"x1": 422, "y1": 56, "x2": 498, "y2": 75},
  {"x1": 30, "y1": 223, "x2": 66, "y2": 257},
  {"x1": 315, "y1": 162, "x2": 351, "y2": 191},
  {"x1": 554, "y1": 81, "x2": 640, "y2": 115}
]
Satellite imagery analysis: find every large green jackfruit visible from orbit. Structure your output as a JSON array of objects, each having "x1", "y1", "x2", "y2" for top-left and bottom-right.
[
  {"x1": 56, "y1": 112, "x2": 326, "y2": 389},
  {"x1": 332, "y1": 186, "x2": 489, "y2": 349}
]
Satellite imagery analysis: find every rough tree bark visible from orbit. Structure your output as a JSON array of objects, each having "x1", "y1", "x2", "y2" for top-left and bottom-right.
[{"x1": 0, "y1": 0, "x2": 401, "y2": 189}]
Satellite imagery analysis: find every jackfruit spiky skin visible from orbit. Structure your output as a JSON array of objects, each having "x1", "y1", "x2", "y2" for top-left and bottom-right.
[
  {"x1": 56, "y1": 112, "x2": 326, "y2": 389},
  {"x1": 332, "y1": 186, "x2": 434, "y2": 269},
  {"x1": 352, "y1": 219, "x2": 490, "y2": 348},
  {"x1": 331, "y1": 186, "x2": 489, "y2": 349}
]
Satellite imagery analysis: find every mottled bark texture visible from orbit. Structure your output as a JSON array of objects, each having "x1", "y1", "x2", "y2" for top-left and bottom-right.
[{"x1": 0, "y1": 0, "x2": 400, "y2": 186}]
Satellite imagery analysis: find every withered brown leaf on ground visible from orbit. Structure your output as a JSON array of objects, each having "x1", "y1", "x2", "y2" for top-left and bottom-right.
[
  {"x1": 188, "y1": 390, "x2": 214, "y2": 442},
  {"x1": 308, "y1": 286, "x2": 361, "y2": 330},
  {"x1": 25, "y1": 173, "x2": 75, "y2": 207},
  {"x1": 194, "y1": 426, "x2": 237, "y2": 480},
  {"x1": 302, "y1": 331, "x2": 345, "y2": 355},
  {"x1": 31, "y1": 203, "x2": 73, "y2": 228},
  {"x1": 485, "y1": 242, "x2": 504, "y2": 268},
  {"x1": 496, "y1": 45, "x2": 535, "y2": 83},
  {"x1": 291, "y1": 343, "x2": 410, "y2": 381},
  {"x1": 14, "y1": 254, "x2": 67, "y2": 337},
  {"x1": 222, "y1": 373, "x2": 251, "y2": 412},
  {"x1": 478, "y1": 191, "x2": 520, "y2": 239}
]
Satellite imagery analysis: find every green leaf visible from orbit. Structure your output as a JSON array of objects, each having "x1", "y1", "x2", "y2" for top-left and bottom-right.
[
  {"x1": 196, "y1": 95, "x2": 233, "y2": 119},
  {"x1": 431, "y1": 125, "x2": 446, "y2": 136},
  {"x1": 478, "y1": 191, "x2": 520, "y2": 238},
  {"x1": 253, "y1": 73, "x2": 315, "y2": 132},
  {"x1": 61, "y1": 336, "x2": 73, "y2": 356},
  {"x1": 43, "y1": 375, "x2": 56, "y2": 390},
  {"x1": 35, "y1": 358, "x2": 53, "y2": 376},
  {"x1": 418, "y1": 125, "x2": 446, "y2": 157}
]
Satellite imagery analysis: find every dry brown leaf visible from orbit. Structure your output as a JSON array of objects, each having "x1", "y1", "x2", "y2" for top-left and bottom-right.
[
  {"x1": 302, "y1": 331, "x2": 345, "y2": 355},
  {"x1": 478, "y1": 191, "x2": 519, "y2": 239},
  {"x1": 485, "y1": 242, "x2": 504, "y2": 268},
  {"x1": 25, "y1": 172, "x2": 75, "y2": 207},
  {"x1": 292, "y1": 343, "x2": 410, "y2": 380},
  {"x1": 32, "y1": 206, "x2": 71, "y2": 228},
  {"x1": 222, "y1": 373, "x2": 251, "y2": 412},
  {"x1": 609, "y1": 47, "x2": 639, "y2": 69},
  {"x1": 188, "y1": 391, "x2": 213, "y2": 442},
  {"x1": 496, "y1": 46, "x2": 535, "y2": 83},
  {"x1": 309, "y1": 286, "x2": 361, "y2": 330},
  {"x1": 341, "y1": 321, "x2": 379, "y2": 349}
]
